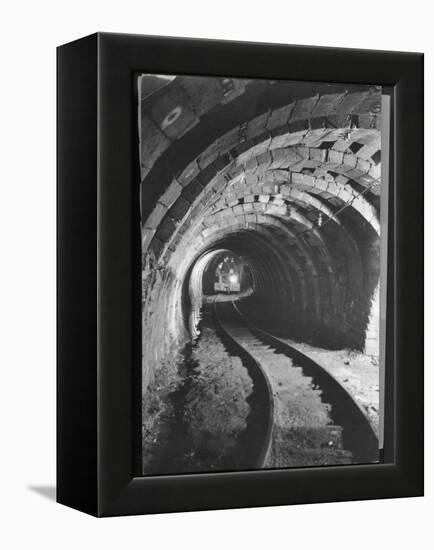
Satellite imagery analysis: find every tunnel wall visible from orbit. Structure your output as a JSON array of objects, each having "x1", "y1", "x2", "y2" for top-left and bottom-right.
[
  {"x1": 139, "y1": 76, "x2": 383, "y2": 391},
  {"x1": 141, "y1": 252, "x2": 188, "y2": 393},
  {"x1": 364, "y1": 283, "x2": 380, "y2": 358}
]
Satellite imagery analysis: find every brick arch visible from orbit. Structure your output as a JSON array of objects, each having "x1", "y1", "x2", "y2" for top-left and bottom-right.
[
  {"x1": 140, "y1": 84, "x2": 382, "y2": 384},
  {"x1": 174, "y1": 219, "x2": 332, "y2": 332},
  {"x1": 143, "y1": 121, "x2": 380, "y2": 263},
  {"x1": 178, "y1": 223, "x2": 309, "y2": 315},
  {"x1": 140, "y1": 79, "x2": 381, "y2": 192}
]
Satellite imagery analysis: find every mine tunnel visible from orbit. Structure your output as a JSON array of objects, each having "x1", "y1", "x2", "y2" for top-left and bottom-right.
[{"x1": 139, "y1": 73, "x2": 382, "y2": 473}]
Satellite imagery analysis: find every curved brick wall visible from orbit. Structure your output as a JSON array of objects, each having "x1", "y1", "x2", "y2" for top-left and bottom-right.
[{"x1": 139, "y1": 76, "x2": 382, "y2": 390}]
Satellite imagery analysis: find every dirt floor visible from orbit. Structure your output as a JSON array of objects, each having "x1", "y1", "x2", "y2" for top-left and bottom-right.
[
  {"x1": 142, "y1": 303, "x2": 380, "y2": 473},
  {"x1": 185, "y1": 327, "x2": 253, "y2": 470},
  {"x1": 141, "y1": 354, "x2": 183, "y2": 474},
  {"x1": 239, "y1": 336, "x2": 355, "y2": 469},
  {"x1": 142, "y1": 326, "x2": 253, "y2": 474},
  {"x1": 280, "y1": 340, "x2": 380, "y2": 436}
]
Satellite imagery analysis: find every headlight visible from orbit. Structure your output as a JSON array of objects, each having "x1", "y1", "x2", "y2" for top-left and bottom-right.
[{"x1": 229, "y1": 275, "x2": 238, "y2": 284}]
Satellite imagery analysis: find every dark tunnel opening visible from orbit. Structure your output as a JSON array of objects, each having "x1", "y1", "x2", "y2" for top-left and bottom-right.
[{"x1": 179, "y1": 212, "x2": 380, "y2": 352}]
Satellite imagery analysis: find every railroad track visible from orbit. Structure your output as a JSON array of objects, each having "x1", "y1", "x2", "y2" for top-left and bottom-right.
[
  {"x1": 214, "y1": 299, "x2": 379, "y2": 468},
  {"x1": 212, "y1": 298, "x2": 274, "y2": 468}
]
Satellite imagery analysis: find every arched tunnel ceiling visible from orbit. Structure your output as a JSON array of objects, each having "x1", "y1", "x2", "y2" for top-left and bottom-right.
[{"x1": 139, "y1": 74, "x2": 382, "y2": 354}]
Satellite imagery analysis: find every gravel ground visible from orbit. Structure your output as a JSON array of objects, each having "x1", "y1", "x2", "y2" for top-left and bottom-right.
[
  {"x1": 242, "y1": 341, "x2": 354, "y2": 469},
  {"x1": 142, "y1": 325, "x2": 253, "y2": 474},
  {"x1": 280, "y1": 340, "x2": 380, "y2": 436},
  {"x1": 142, "y1": 300, "x2": 380, "y2": 474},
  {"x1": 141, "y1": 355, "x2": 183, "y2": 474},
  {"x1": 185, "y1": 327, "x2": 253, "y2": 470}
]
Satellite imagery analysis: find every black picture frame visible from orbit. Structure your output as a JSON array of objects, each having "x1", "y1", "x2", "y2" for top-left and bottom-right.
[{"x1": 57, "y1": 32, "x2": 424, "y2": 517}]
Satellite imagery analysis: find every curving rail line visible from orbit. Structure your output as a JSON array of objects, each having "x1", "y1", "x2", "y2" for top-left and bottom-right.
[
  {"x1": 213, "y1": 299, "x2": 274, "y2": 468},
  {"x1": 214, "y1": 298, "x2": 379, "y2": 468}
]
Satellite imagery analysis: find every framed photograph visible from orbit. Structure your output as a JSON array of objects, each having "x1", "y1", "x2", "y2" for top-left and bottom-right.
[{"x1": 57, "y1": 33, "x2": 423, "y2": 516}]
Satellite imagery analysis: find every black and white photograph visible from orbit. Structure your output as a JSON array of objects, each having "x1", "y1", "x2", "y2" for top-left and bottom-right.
[
  {"x1": 138, "y1": 74, "x2": 385, "y2": 475},
  {"x1": 1, "y1": 0, "x2": 428, "y2": 541}
]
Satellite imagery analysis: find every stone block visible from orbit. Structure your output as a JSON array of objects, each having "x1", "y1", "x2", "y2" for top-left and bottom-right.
[
  {"x1": 179, "y1": 75, "x2": 223, "y2": 117},
  {"x1": 287, "y1": 160, "x2": 304, "y2": 173},
  {"x1": 262, "y1": 183, "x2": 275, "y2": 194},
  {"x1": 303, "y1": 159, "x2": 322, "y2": 170},
  {"x1": 201, "y1": 227, "x2": 217, "y2": 239},
  {"x1": 334, "y1": 92, "x2": 369, "y2": 126},
  {"x1": 328, "y1": 149, "x2": 344, "y2": 164},
  {"x1": 271, "y1": 170, "x2": 291, "y2": 184},
  {"x1": 258, "y1": 194, "x2": 270, "y2": 203},
  {"x1": 253, "y1": 202, "x2": 265, "y2": 212},
  {"x1": 144, "y1": 202, "x2": 167, "y2": 229},
  {"x1": 353, "y1": 92, "x2": 381, "y2": 115},
  {"x1": 177, "y1": 160, "x2": 200, "y2": 187},
  {"x1": 247, "y1": 111, "x2": 270, "y2": 139},
  {"x1": 331, "y1": 164, "x2": 352, "y2": 175},
  {"x1": 230, "y1": 139, "x2": 253, "y2": 161},
  {"x1": 197, "y1": 144, "x2": 220, "y2": 170},
  {"x1": 149, "y1": 236, "x2": 165, "y2": 258},
  {"x1": 156, "y1": 216, "x2": 177, "y2": 243},
  {"x1": 256, "y1": 150, "x2": 272, "y2": 170},
  {"x1": 301, "y1": 128, "x2": 331, "y2": 147},
  {"x1": 336, "y1": 187, "x2": 353, "y2": 203},
  {"x1": 212, "y1": 177, "x2": 227, "y2": 194},
  {"x1": 295, "y1": 146, "x2": 310, "y2": 160},
  {"x1": 368, "y1": 164, "x2": 381, "y2": 181},
  {"x1": 356, "y1": 144, "x2": 379, "y2": 161},
  {"x1": 140, "y1": 116, "x2": 171, "y2": 172},
  {"x1": 247, "y1": 138, "x2": 272, "y2": 161},
  {"x1": 266, "y1": 103, "x2": 294, "y2": 130},
  {"x1": 343, "y1": 152, "x2": 358, "y2": 169},
  {"x1": 213, "y1": 127, "x2": 240, "y2": 155},
  {"x1": 290, "y1": 96, "x2": 319, "y2": 122},
  {"x1": 141, "y1": 228, "x2": 156, "y2": 251},
  {"x1": 309, "y1": 116, "x2": 327, "y2": 130},
  {"x1": 170, "y1": 196, "x2": 191, "y2": 221},
  {"x1": 266, "y1": 204, "x2": 287, "y2": 216},
  {"x1": 182, "y1": 178, "x2": 204, "y2": 203},
  {"x1": 311, "y1": 93, "x2": 346, "y2": 118},
  {"x1": 158, "y1": 179, "x2": 183, "y2": 208},
  {"x1": 202, "y1": 215, "x2": 216, "y2": 228},
  {"x1": 196, "y1": 164, "x2": 218, "y2": 186},
  {"x1": 310, "y1": 177, "x2": 327, "y2": 191},
  {"x1": 212, "y1": 153, "x2": 232, "y2": 174},
  {"x1": 287, "y1": 120, "x2": 309, "y2": 134},
  {"x1": 356, "y1": 158, "x2": 371, "y2": 173},
  {"x1": 269, "y1": 148, "x2": 298, "y2": 169},
  {"x1": 291, "y1": 172, "x2": 305, "y2": 185},
  {"x1": 244, "y1": 157, "x2": 258, "y2": 173},
  {"x1": 346, "y1": 168, "x2": 366, "y2": 179},
  {"x1": 244, "y1": 172, "x2": 259, "y2": 187},
  {"x1": 348, "y1": 128, "x2": 379, "y2": 145},
  {"x1": 149, "y1": 85, "x2": 199, "y2": 140},
  {"x1": 309, "y1": 147, "x2": 327, "y2": 162},
  {"x1": 331, "y1": 139, "x2": 351, "y2": 153},
  {"x1": 335, "y1": 174, "x2": 350, "y2": 186}
]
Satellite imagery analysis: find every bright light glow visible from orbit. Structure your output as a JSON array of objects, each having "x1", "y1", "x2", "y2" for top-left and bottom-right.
[{"x1": 229, "y1": 274, "x2": 238, "y2": 284}]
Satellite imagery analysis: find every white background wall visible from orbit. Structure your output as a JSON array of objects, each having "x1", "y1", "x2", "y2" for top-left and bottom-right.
[{"x1": 0, "y1": 1, "x2": 431, "y2": 548}]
